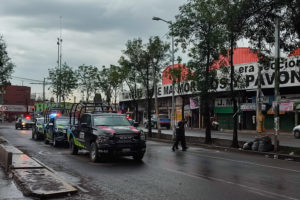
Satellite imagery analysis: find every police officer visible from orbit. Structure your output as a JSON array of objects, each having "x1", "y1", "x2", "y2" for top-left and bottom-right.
[{"x1": 172, "y1": 120, "x2": 187, "y2": 151}]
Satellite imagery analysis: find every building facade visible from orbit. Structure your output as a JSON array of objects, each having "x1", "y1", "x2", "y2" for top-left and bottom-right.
[
  {"x1": 0, "y1": 85, "x2": 34, "y2": 122},
  {"x1": 119, "y1": 47, "x2": 300, "y2": 131}
]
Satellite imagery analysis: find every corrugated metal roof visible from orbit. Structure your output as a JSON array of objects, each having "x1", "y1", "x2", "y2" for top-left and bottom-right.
[{"x1": 288, "y1": 47, "x2": 300, "y2": 57}]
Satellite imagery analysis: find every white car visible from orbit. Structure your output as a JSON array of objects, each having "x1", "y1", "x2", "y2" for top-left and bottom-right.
[{"x1": 293, "y1": 125, "x2": 300, "y2": 138}]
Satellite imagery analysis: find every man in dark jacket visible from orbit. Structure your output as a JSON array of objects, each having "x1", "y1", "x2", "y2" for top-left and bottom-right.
[{"x1": 172, "y1": 120, "x2": 187, "y2": 151}]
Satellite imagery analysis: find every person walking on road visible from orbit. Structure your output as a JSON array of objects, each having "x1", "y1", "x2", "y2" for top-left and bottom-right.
[{"x1": 172, "y1": 120, "x2": 188, "y2": 151}]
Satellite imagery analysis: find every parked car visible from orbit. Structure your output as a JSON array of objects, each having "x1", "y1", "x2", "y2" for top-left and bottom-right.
[
  {"x1": 15, "y1": 116, "x2": 34, "y2": 130},
  {"x1": 144, "y1": 114, "x2": 171, "y2": 129},
  {"x1": 32, "y1": 117, "x2": 45, "y2": 140},
  {"x1": 293, "y1": 124, "x2": 300, "y2": 138}
]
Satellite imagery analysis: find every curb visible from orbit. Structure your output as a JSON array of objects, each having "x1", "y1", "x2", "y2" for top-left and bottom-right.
[
  {"x1": 147, "y1": 133, "x2": 300, "y2": 162},
  {"x1": 0, "y1": 139, "x2": 77, "y2": 198}
]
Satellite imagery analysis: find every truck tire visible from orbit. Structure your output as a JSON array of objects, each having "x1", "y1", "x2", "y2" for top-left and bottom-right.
[
  {"x1": 294, "y1": 130, "x2": 300, "y2": 138},
  {"x1": 53, "y1": 135, "x2": 58, "y2": 147},
  {"x1": 133, "y1": 151, "x2": 144, "y2": 161},
  {"x1": 69, "y1": 138, "x2": 78, "y2": 155},
  {"x1": 90, "y1": 142, "x2": 99, "y2": 162}
]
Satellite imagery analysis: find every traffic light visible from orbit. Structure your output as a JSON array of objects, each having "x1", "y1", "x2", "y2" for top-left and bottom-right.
[{"x1": 32, "y1": 106, "x2": 35, "y2": 112}]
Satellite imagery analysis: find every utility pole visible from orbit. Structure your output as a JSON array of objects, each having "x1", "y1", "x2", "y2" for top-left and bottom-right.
[
  {"x1": 153, "y1": 62, "x2": 161, "y2": 135},
  {"x1": 256, "y1": 63, "x2": 262, "y2": 133},
  {"x1": 256, "y1": 38, "x2": 263, "y2": 134},
  {"x1": 57, "y1": 16, "x2": 63, "y2": 104},
  {"x1": 152, "y1": 16, "x2": 176, "y2": 137},
  {"x1": 274, "y1": 18, "x2": 280, "y2": 153}
]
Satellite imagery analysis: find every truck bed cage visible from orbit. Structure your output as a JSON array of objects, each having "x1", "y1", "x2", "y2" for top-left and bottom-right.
[{"x1": 69, "y1": 102, "x2": 114, "y2": 125}]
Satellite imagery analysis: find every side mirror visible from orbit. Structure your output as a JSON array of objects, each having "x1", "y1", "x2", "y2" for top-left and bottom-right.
[{"x1": 133, "y1": 122, "x2": 139, "y2": 127}]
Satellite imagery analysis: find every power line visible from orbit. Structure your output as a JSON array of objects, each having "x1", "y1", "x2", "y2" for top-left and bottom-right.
[{"x1": 12, "y1": 76, "x2": 44, "y2": 83}]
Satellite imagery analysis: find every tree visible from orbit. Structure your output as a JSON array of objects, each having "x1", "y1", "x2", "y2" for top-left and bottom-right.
[
  {"x1": 108, "y1": 65, "x2": 123, "y2": 111},
  {"x1": 0, "y1": 35, "x2": 15, "y2": 103},
  {"x1": 120, "y1": 37, "x2": 170, "y2": 135},
  {"x1": 77, "y1": 65, "x2": 99, "y2": 102},
  {"x1": 172, "y1": 0, "x2": 227, "y2": 144},
  {"x1": 96, "y1": 66, "x2": 112, "y2": 105},
  {"x1": 119, "y1": 53, "x2": 142, "y2": 121},
  {"x1": 219, "y1": 0, "x2": 264, "y2": 148},
  {"x1": 120, "y1": 38, "x2": 153, "y2": 134},
  {"x1": 147, "y1": 36, "x2": 170, "y2": 134},
  {"x1": 48, "y1": 63, "x2": 77, "y2": 105}
]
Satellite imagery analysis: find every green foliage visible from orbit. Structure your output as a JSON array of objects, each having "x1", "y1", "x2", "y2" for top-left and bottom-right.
[
  {"x1": 172, "y1": 0, "x2": 227, "y2": 97},
  {"x1": 0, "y1": 35, "x2": 15, "y2": 92},
  {"x1": 100, "y1": 65, "x2": 122, "y2": 106},
  {"x1": 77, "y1": 65, "x2": 99, "y2": 102},
  {"x1": 48, "y1": 63, "x2": 77, "y2": 102}
]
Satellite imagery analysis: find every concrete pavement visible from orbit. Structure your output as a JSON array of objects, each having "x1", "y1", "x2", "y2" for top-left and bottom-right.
[{"x1": 0, "y1": 135, "x2": 77, "y2": 198}]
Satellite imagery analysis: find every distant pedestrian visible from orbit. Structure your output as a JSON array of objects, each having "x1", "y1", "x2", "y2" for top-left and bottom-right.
[{"x1": 172, "y1": 120, "x2": 188, "y2": 151}]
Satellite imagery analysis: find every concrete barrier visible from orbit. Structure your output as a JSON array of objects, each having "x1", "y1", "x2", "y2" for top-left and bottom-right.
[{"x1": 0, "y1": 144, "x2": 12, "y2": 171}]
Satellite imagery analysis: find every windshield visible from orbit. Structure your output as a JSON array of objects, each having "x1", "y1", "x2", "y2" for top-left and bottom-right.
[
  {"x1": 36, "y1": 118, "x2": 44, "y2": 124},
  {"x1": 56, "y1": 118, "x2": 69, "y2": 126},
  {"x1": 94, "y1": 116, "x2": 131, "y2": 126},
  {"x1": 23, "y1": 118, "x2": 33, "y2": 123}
]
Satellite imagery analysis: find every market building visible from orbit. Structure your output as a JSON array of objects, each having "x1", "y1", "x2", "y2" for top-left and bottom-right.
[{"x1": 119, "y1": 47, "x2": 300, "y2": 131}]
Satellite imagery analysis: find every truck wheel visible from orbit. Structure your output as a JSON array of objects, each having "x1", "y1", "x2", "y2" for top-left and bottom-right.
[
  {"x1": 294, "y1": 130, "x2": 300, "y2": 138},
  {"x1": 133, "y1": 151, "x2": 144, "y2": 161},
  {"x1": 32, "y1": 131, "x2": 38, "y2": 140},
  {"x1": 44, "y1": 138, "x2": 49, "y2": 144},
  {"x1": 53, "y1": 136, "x2": 58, "y2": 147},
  {"x1": 90, "y1": 142, "x2": 99, "y2": 162},
  {"x1": 70, "y1": 138, "x2": 78, "y2": 155}
]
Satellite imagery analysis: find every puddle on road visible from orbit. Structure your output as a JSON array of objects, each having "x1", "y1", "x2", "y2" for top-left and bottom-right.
[{"x1": 55, "y1": 171, "x2": 81, "y2": 185}]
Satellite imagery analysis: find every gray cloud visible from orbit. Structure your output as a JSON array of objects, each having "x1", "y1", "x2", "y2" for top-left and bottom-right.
[{"x1": 0, "y1": 0, "x2": 186, "y2": 98}]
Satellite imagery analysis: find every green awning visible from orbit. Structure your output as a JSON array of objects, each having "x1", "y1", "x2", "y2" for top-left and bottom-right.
[
  {"x1": 296, "y1": 104, "x2": 300, "y2": 110},
  {"x1": 214, "y1": 107, "x2": 234, "y2": 114}
]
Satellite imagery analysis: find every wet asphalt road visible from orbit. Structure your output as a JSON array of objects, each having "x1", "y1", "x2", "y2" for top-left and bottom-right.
[
  {"x1": 1, "y1": 124, "x2": 300, "y2": 200},
  {"x1": 141, "y1": 127, "x2": 300, "y2": 148}
]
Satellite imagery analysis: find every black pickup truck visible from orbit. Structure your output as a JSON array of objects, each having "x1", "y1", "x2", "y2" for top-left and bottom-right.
[{"x1": 68, "y1": 103, "x2": 146, "y2": 162}]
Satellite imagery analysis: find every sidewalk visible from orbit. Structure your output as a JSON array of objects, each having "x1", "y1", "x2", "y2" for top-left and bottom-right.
[
  {"x1": 0, "y1": 167, "x2": 31, "y2": 199},
  {"x1": 143, "y1": 126, "x2": 300, "y2": 160},
  {"x1": 0, "y1": 136, "x2": 77, "y2": 198}
]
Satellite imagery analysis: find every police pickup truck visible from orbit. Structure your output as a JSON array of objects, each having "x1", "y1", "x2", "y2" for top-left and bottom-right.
[{"x1": 68, "y1": 103, "x2": 146, "y2": 162}]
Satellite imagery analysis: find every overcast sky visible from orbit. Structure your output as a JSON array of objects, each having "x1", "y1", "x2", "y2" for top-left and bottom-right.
[{"x1": 1, "y1": 0, "x2": 189, "y2": 100}]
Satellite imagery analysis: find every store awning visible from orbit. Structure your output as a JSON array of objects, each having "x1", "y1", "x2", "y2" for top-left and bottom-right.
[
  {"x1": 214, "y1": 107, "x2": 234, "y2": 114},
  {"x1": 267, "y1": 108, "x2": 285, "y2": 115}
]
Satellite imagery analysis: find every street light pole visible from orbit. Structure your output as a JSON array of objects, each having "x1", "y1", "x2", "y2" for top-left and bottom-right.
[{"x1": 152, "y1": 16, "x2": 176, "y2": 135}]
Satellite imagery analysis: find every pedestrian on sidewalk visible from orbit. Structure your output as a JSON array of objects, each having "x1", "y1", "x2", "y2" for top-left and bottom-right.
[{"x1": 172, "y1": 120, "x2": 188, "y2": 151}]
